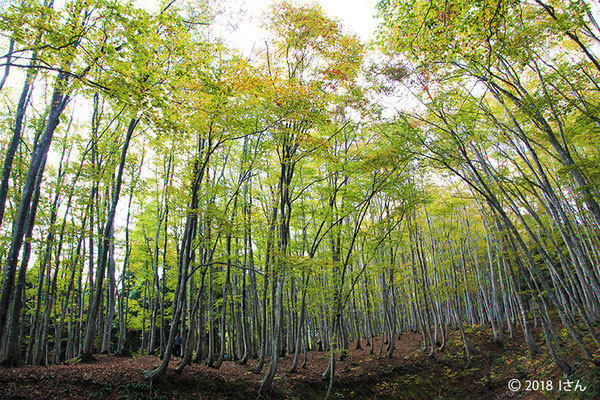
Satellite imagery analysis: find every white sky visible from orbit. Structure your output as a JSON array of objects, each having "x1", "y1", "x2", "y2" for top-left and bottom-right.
[
  {"x1": 224, "y1": 0, "x2": 381, "y2": 57},
  {"x1": 0, "y1": 0, "x2": 383, "y2": 254},
  {"x1": 36, "y1": 0, "x2": 380, "y2": 55}
]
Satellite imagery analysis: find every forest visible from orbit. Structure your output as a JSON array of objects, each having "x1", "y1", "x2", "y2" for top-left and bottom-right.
[{"x1": 0, "y1": 0, "x2": 600, "y2": 398}]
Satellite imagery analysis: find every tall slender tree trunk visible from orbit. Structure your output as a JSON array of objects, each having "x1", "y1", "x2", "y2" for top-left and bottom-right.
[
  {"x1": 0, "y1": 71, "x2": 70, "y2": 337},
  {"x1": 81, "y1": 116, "x2": 139, "y2": 359}
]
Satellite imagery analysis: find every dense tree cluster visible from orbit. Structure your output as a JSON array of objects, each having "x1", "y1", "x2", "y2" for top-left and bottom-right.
[{"x1": 0, "y1": 0, "x2": 599, "y2": 396}]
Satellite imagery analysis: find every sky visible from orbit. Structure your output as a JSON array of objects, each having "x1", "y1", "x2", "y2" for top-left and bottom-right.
[
  {"x1": 224, "y1": 0, "x2": 381, "y2": 57},
  {"x1": 0, "y1": 0, "x2": 384, "y2": 249},
  {"x1": 6, "y1": 0, "x2": 381, "y2": 53}
]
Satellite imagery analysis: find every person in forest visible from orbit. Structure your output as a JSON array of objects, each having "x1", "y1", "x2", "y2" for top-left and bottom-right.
[{"x1": 173, "y1": 332, "x2": 183, "y2": 357}]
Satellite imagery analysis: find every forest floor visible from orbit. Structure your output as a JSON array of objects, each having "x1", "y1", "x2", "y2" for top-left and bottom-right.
[{"x1": 1, "y1": 325, "x2": 598, "y2": 399}]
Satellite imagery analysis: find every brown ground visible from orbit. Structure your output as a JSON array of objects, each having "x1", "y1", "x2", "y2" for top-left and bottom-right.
[{"x1": 0, "y1": 327, "x2": 598, "y2": 399}]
